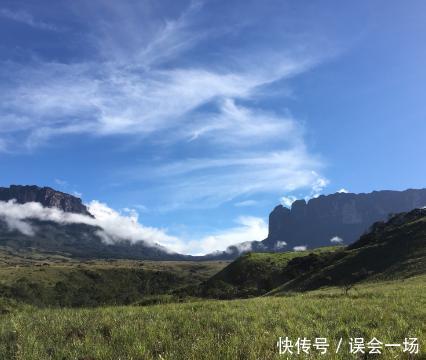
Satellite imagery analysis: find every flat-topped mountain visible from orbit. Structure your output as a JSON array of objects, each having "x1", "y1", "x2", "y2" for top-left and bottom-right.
[
  {"x1": 193, "y1": 207, "x2": 426, "y2": 299},
  {"x1": 269, "y1": 207, "x2": 426, "y2": 294},
  {"x1": 1, "y1": 185, "x2": 425, "y2": 261},
  {"x1": 0, "y1": 185, "x2": 187, "y2": 260},
  {"x1": 0, "y1": 185, "x2": 92, "y2": 216},
  {"x1": 264, "y1": 188, "x2": 426, "y2": 250}
]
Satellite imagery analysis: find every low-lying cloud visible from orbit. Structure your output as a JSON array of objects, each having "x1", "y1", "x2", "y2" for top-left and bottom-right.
[
  {"x1": 0, "y1": 200, "x2": 178, "y2": 251},
  {"x1": 0, "y1": 200, "x2": 270, "y2": 256},
  {"x1": 330, "y1": 236, "x2": 343, "y2": 244},
  {"x1": 176, "y1": 216, "x2": 268, "y2": 255},
  {"x1": 275, "y1": 241, "x2": 287, "y2": 250},
  {"x1": 280, "y1": 195, "x2": 298, "y2": 208}
]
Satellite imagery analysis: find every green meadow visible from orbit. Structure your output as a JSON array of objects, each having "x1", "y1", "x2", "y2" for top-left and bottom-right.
[{"x1": 1, "y1": 275, "x2": 424, "y2": 360}]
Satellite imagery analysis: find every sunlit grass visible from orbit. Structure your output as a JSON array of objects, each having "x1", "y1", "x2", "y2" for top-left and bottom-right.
[{"x1": 0, "y1": 275, "x2": 424, "y2": 359}]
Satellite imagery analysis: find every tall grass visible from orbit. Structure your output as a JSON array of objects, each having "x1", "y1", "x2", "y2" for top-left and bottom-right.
[{"x1": 1, "y1": 276, "x2": 425, "y2": 359}]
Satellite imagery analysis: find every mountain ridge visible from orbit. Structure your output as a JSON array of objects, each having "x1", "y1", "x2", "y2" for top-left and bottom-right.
[
  {"x1": 0, "y1": 185, "x2": 92, "y2": 216},
  {"x1": 0, "y1": 185, "x2": 425, "y2": 260},
  {"x1": 265, "y1": 188, "x2": 426, "y2": 249}
]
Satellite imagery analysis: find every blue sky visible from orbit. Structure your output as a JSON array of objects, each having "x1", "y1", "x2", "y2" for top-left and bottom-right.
[{"x1": 0, "y1": 0, "x2": 425, "y2": 254}]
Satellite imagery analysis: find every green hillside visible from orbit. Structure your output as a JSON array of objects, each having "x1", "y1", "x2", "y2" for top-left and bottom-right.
[
  {"x1": 191, "y1": 208, "x2": 426, "y2": 300},
  {"x1": 183, "y1": 246, "x2": 342, "y2": 299},
  {"x1": 270, "y1": 208, "x2": 426, "y2": 295}
]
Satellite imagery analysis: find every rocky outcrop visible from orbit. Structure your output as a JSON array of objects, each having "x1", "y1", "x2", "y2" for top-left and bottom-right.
[
  {"x1": 264, "y1": 188, "x2": 426, "y2": 250},
  {"x1": 0, "y1": 185, "x2": 92, "y2": 216}
]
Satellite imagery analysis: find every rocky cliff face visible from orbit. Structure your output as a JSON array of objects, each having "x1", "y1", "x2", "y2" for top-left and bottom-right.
[
  {"x1": 264, "y1": 188, "x2": 426, "y2": 250},
  {"x1": 0, "y1": 185, "x2": 92, "y2": 216}
]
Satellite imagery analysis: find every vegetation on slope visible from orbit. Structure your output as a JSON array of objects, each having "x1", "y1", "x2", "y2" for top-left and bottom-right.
[
  {"x1": 180, "y1": 208, "x2": 426, "y2": 300},
  {"x1": 0, "y1": 248, "x2": 229, "y2": 307},
  {"x1": 180, "y1": 246, "x2": 342, "y2": 299},
  {"x1": 0, "y1": 276, "x2": 424, "y2": 360},
  {"x1": 270, "y1": 208, "x2": 426, "y2": 295},
  {"x1": 0, "y1": 219, "x2": 189, "y2": 261}
]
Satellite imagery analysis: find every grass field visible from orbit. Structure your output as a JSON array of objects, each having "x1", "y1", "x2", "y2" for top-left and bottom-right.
[
  {"x1": 0, "y1": 275, "x2": 424, "y2": 359},
  {"x1": 0, "y1": 247, "x2": 229, "y2": 307}
]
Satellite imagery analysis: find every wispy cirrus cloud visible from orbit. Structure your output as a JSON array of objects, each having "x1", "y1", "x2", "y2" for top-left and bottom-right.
[
  {"x1": 0, "y1": 8, "x2": 60, "y2": 31},
  {"x1": 122, "y1": 149, "x2": 327, "y2": 208},
  {"x1": 0, "y1": 0, "x2": 324, "y2": 150},
  {"x1": 1, "y1": 53, "x2": 316, "y2": 149},
  {"x1": 234, "y1": 200, "x2": 258, "y2": 207},
  {"x1": 0, "y1": 0, "x2": 332, "y2": 215}
]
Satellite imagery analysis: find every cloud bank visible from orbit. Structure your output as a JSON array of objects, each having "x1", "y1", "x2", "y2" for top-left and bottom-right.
[
  {"x1": 0, "y1": 200, "x2": 269, "y2": 255},
  {"x1": 0, "y1": 200, "x2": 178, "y2": 250},
  {"x1": 187, "y1": 216, "x2": 268, "y2": 255}
]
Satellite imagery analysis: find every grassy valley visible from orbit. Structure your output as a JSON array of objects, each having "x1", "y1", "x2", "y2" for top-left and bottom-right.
[
  {"x1": 0, "y1": 209, "x2": 424, "y2": 358},
  {"x1": 0, "y1": 247, "x2": 229, "y2": 307}
]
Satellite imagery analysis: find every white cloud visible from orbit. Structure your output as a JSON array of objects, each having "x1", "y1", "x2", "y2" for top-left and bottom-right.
[
  {"x1": 72, "y1": 191, "x2": 83, "y2": 198},
  {"x1": 0, "y1": 1, "x2": 330, "y2": 210},
  {"x1": 54, "y1": 178, "x2": 68, "y2": 187},
  {"x1": 86, "y1": 201, "x2": 178, "y2": 248},
  {"x1": 0, "y1": 8, "x2": 60, "y2": 31},
  {"x1": 186, "y1": 98, "x2": 299, "y2": 145},
  {"x1": 280, "y1": 195, "x2": 298, "y2": 208},
  {"x1": 0, "y1": 0, "x2": 325, "y2": 152},
  {"x1": 0, "y1": 200, "x2": 270, "y2": 256},
  {"x1": 234, "y1": 200, "x2": 258, "y2": 207},
  {"x1": 309, "y1": 174, "x2": 329, "y2": 197},
  {"x1": 293, "y1": 245, "x2": 307, "y2": 251},
  {"x1": 0, "y1": 200, "x2": 178, "y2": 251},
  {"x1": 132, "y1": 204, "x2": 149, "y2": 213},
  {"x1": 1, "y1": 216, "x2": 35, "y2": 236},
  {"x1": 330, "y1": 236, "x2": 343, "y2": 244},
  {"x1": 228, "y1": 241, "x2": 255, "y2": 255},
  {"x1": 275, "y1": 241, "x2": 287, "y2": 249},
  {"x1": 2, "y1": 57, "x2": 315, "y2": 150},
  {"x1": 126, "y1": 1, "x2": 206, "y2": 69},
  {"x1": 130, "y1": 149, "x2": 327, "y2": 208},
  {"x1": 178, "y1": 216, "x2": 268, "y2": 255},
  {"x1": 338, "y1": 188, "x2": 349, "y2": 193}
]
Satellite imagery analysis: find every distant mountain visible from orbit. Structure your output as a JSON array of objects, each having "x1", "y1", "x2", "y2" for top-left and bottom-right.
[
  {"x1": 1, "y1": 185, "x2": 425, "y2": 261},
  {"x1": 0, "y1": 219, "x2": 186, "y2": 260},
  {"x1": 269, "y1": 207, "x2": 426, "y2": 294},
  {"x1": 0, "y1": 185, "x2": 92, "y2": 216},
  {"x1": 0, "y1": 185, "x2": 189, "y2": 260},
  {"x1": 207, "y1": 188, "x2": 426, "y2": 259},
  {"x1": 193, "y1": 208, "x2": 426, "y2": 298},
  {"x1": 263, "y1": 188, "x2": 426, "y2": 250}
]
